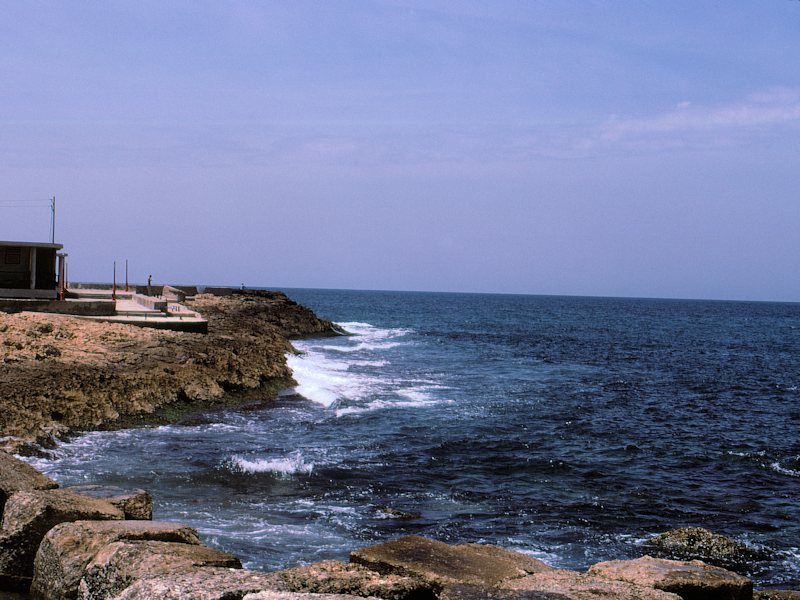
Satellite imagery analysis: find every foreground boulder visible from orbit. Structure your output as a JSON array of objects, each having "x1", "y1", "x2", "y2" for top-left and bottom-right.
[
  {"x1": 0, "y1": 490, "x2": 123, "y2": 591},
  {"x1": 0, "y1": 452, "x2": 58, "y2": 514},
  {"x1": 65, "y1": 485, "x2": 153, "y2": 520},
  {"x1": 31, "y1": 520, "x2": 201, "y2": 600},
  {"x1": 489, "y1": 570, "x2": 681, "y2": 600},
  {"x1": 646, "y1": 528, "x2": 767, "y2": 568},
  {"x1": 276, "y1": 559, "x2": 433, "y2": 600},
  {"x1": 79, "y1": 540, "x2": 242, "y2": 599},
  {"x1": 108, "y1": 566, "x2": 292, "y2": 599},
  {"x1": 588, "y1": 555, "x2": 752, "y2": 600},
  {"x1": 350, "y1": 536, "x2": 552, "y2": 589}
]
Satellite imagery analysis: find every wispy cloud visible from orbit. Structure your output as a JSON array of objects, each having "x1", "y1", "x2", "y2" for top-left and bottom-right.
[{"x1": 594, "y1": 88, "x2": 800, "y2": 148}]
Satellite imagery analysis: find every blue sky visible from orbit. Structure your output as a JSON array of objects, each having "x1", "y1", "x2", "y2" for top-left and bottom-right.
[{"x1": 1, "y1": 1, "x2": 798, "y2": 300}]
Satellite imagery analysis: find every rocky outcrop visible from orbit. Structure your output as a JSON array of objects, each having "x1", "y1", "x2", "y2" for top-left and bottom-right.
[
  {"x1": 646, "y1": 528, "x2": 768, "y2": 569},
  {"x1": 0, "y1": 490, "x2": 123, "y2": 590},
  {"x1": 588, "y1": 555, "x2": 753, "y2": 600},
  {"x1": 31, "y1": 520, "x2": 202, "y2": 599},
  {"x1": 275, "y1": 560, "x2": 433, "y2": 600},
  {"x1": 0, "y1": 289, "x2": 341, "y2": 453},
  {"x1": 498, "y1": 570, "x2": 682, "y2": 600},
  {"x1": 105, "y1": 566, "x2": 289, "y2": 600},
  {"x1": 79, "y1": 540, "x2": 243, "y2": 599},
  {"x1": 0, "y1": 451, "x2": 58, "y2": 514},
  {"x1": 350, "y1": 536, "x2": 553, "y2": 590},
  {"x1": 64, "y1": 486, "x2": 152, "y2": 520}
]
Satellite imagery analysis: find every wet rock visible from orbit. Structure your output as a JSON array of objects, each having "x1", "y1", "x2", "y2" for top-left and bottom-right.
[
  {"x1": 108, "y1": 566, "x2": 290, "y2": 599},
  {"x1": 79, "y1": 540, "x2": 242, "y2": 599},
  {"x1": 350, "y1": 536, "x2": 553, "y2": 589},
  {"x1": 378, "y1": 507, "x2": 422, "y2": 520},
  {"x1": 500, "y1": 570, "x2": 682, "y2": 600},
  {"x1": 0, "y1": 451, "x2": 58, "y2": 514},
  {"x1": 0, "y1": 490, "x2": 122, "y2": 590},
  {"x1": 65, "y1": 485, "x2": 152, "y2": 520},
  {"x1": 646, "y1": 527, "x2": 768, "y2": 568},
  {"x1": 588, "y1": 555, "x2": 752, "y2": 600},
  {"x1": 275, "y1": 559, "x2": 433, "y2": 600},
  {"x1": 31, "y1": 519, "x2": 201, "y2": 600},
  {"x1": 754, "y1": 592, "x2": 800, "y2": 600}
]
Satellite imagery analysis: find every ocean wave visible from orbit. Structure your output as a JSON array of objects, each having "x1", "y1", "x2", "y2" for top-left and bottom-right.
[
  {"x1": 225, "y1": 452, "x2": 313, "y2": 476},
  {"x1": 770, "y1": 461, "x2": 800, "y2": 477}
]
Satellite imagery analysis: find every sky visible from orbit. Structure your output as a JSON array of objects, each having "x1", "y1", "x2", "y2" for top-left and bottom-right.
[{"x1": 1, "y1": 1, "x2": 799, "y2": 301}]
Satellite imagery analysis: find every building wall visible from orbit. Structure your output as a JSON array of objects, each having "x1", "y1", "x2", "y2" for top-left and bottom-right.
[{"x1": 0, "y1": 246, "x2": 32, "y2": 289}]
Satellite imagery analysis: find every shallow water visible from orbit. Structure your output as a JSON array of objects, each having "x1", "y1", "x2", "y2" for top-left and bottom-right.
[{"x1": 25, "y1": 290, "x2": 800, "y2": 587}]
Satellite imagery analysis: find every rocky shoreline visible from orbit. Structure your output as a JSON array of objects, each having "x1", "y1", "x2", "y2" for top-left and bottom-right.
[
  {"x1": 1, "y1": 289, "x2": 798, "y2": 598},
  {"x1": 0, "y1": 449, "x2": 797, "y2": 599},
  {"x1": 0, "y1": 289, "x2": 342, "y2": 454}
]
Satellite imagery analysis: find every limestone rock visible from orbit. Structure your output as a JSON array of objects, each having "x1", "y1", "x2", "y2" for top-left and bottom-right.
[
  {"x1": 109, "y1": 566, "x2": 290, "y2": 599},
  {"x1": 500, "y1": 570, "x2": 682, "y2": 600},
  {"x1": 276, "y1": 559, "x2": 433, "y2": 600},
  {"x1": 0, "y1": 451, "x2": 58, "y2": 513},
  {"x1": 65, "y1": 485, "x2": 152, "y2": 520},
  {"x1": 0, "y1": 490, "x2": 122, "y2": 590},
  {"x1": 31, "y1": 520, "x2": 201, "y2": 600},
  {"x1": 244, "y1": 593, "x2": 378, "y2": 600},
  {"x1": 79, "y1": 540, "x2": 242, "y2": 599},
  {"x1": 646, "y1": 527, "x2": 768, "y2": 568},
  {"x1": 588, "y1": 555, "x2": 752, "y2": 600},
  {"x1": 350, "y1": 536, "x2": 553, "y2": 589}
]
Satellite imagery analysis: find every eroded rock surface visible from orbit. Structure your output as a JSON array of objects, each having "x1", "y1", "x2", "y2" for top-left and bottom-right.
[
  {"x1": 0, "y1": 490, "x2": 123, "y2": 590},
  {"x1": 108, "y1": 566, "x2": 288, "y2": 600},
  {"x1": 64, "y1": 486, "x2": 152, "y2": 520},
  {"x1": 31, "y1": 520, "x2": 201, "y2": 600},
  {"x1": 501, "y1": 569, "x2": 683, "y2": 600},
  {"x1": 350, "y1": 536, "x2": 553, "y2": 589},
  {"x1": 79, "y1": 540, "x2": 242, "y2": 599},
  {"x1": 0, "y1": 452, "x2": 58, "y2": 513},
  {"x1": 276, "y1": 559, "x2": 433, "y2": 600},
  {"x1": 0, "y1": 290, "x2": 340, "y2": 452},
  {"x1": 588, "y1": 555, "x2": 752, "y2": 600},
  {"x1": 646, "y1": 527, "x2": 768, "y2": 568}
]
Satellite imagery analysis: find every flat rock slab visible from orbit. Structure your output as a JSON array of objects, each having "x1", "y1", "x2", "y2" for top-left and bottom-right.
[
  {"x1": 65, "y1": 485, "x2": 152, "y2": 520},
  {"x1": 588, "y1": 555, "x2": 752, "y2": 600},
  {"x1": 245, "y1": 593, "x2": 378, "y2": 600},
  {"x1": 31, "y1": 520, "x2": 201, "y2": 600},
  {"x1": 0, "y1": 490, "x2": 123, "y2": 589},
  {"x1": 502, "y1": 570, "x2": 682, "y2": 600},
  {"x1": 350, "y1": 536, "x2": 552, "y2": 588},
  {"x1": 276, "y1": 559, "x2": 434, "y2": 600},
  {"x1": 79, "y1": 540, "x2": 242, "y2": 599},
  {"x1": 441, "y1": 582, "x2": 572, "y2": 600},
  {"x1": 110, "y1": 566, "x2": 291, "y2": 600},
  {"x1": 0, "y1": 451, "x2": 58, "y2": 511},
  {"x1": 754, "y1": 592, "x2": 800, "y2": 600}
]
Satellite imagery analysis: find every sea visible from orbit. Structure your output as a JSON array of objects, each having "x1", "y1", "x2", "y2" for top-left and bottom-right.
[{"x1": 23, "y1": 289, "x2": 800, "y2": 588}]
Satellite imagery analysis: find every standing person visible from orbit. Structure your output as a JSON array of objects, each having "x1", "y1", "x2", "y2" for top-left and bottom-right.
[{"x1": 147, "y1": 274, "x2": 152, "y2": 296}]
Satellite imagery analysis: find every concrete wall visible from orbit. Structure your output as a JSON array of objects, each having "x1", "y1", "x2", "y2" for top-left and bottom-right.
[{"x1": 0, "y1": 299, "x2": 116, "y2": 316}]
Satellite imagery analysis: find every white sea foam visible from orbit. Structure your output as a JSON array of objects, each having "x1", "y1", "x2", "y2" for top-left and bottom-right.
[
  {"x1": 770, "y1": 461, "x2": 800, "y2": 477},
  {"x1": 227, "y1": 452, "x2": 313, "y2": 476}
]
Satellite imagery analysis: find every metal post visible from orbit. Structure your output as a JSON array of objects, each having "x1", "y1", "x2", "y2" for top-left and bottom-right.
[
  {"x1": 51, "y1": 196, "x2": 56, "y2": 244},
  {"x1": 125, "y1": 259, "x2": 129, "y2": 292},
  {"x1": 112, "y1": 261, "x2": 117, "y2": 301}
]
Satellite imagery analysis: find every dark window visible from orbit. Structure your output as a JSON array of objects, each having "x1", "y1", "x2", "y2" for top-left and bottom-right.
[{"x1": 4, "y1": 248, "x2": 21, "y2": 265}]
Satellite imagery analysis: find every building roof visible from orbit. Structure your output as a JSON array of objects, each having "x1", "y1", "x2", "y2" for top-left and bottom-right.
[{"x1": 0, "y1": 240, "x2": 63, "y2": 250}]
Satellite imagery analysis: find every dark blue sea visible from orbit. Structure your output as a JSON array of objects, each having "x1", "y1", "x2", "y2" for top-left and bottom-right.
[{"x1": 26, "y1": 290, "x2": 800, "y2": 587}]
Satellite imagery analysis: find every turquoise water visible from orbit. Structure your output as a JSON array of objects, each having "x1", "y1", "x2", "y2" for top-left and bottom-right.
[{"x1": 27, "y1": 290, "x2": 800, "y2": 587}]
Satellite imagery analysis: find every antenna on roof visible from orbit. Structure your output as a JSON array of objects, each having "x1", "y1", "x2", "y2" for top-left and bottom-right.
[{"x1": 50, "y1": 195, "x2": 56, "y2": 243}]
